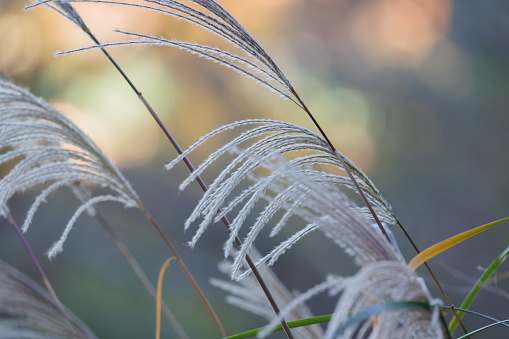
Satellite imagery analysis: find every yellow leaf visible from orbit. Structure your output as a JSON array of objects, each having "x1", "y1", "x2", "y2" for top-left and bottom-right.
[{"x1": 408, "y1": 217, "x2": 509, "y2": 271}]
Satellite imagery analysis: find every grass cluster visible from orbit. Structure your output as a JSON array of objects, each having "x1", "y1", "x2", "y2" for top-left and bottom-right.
[{"x1": 0, "y1": 1, "x2": 508, "y2": 338}]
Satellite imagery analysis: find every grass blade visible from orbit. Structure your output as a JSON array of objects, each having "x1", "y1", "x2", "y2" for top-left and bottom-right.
[
  {"x1": 448, "y1": 244, "x2": 509, "y2": 334},
  {"x1": 224, "y1": 301, "x2": 430, "y2": 339},
  {"x1": 156, "y1": 257, "x2": 176, "y2": 339},
  {"x1": 225, "y1": 314, "x2": 332, "y2": 339},
  {"x1": 408, "y1": 217, "x2": 509, "y2": 271}
]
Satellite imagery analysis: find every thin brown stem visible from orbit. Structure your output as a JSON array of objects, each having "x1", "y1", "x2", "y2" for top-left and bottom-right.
[
  {"x1": 68, "y1": 23, "x2": 232, "y2": 337},
  {"x1": 5, "y1": 213, "x2": 80, "y2": 339},
  {"x1": 289, "y1": 88, "x2": 391, "y2": 243},
  {"x1": 78, "y1": 25, "x2": 294, "y2": 338},
  {"x1": 396, "y1": 218, "x2": 467, "y2": 336},
  {"x1": 449, "y1": 304, "x2": 469, "y2": 338},
  {"x1": 289, "y1": 86, "x2": 461, "y2": 337}
]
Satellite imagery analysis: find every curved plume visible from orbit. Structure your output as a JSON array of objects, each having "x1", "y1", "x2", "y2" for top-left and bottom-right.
[
  {"x1": 30, "y1": 0, "x2": 300, "y2": 103},
  {"x1": 260, "y1": 262, "x2": 442, "y2": 339},
  {"x1": 0, "y1": 79, "x2": 139, "y2": 259},
  {"x1": 166, "y1": 119, "x2": 398, "y2": 279}
]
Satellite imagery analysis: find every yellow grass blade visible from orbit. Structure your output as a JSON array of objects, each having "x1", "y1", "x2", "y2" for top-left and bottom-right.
[
  {"x1": 156, "y1": 257, "x2": 175, "y2": 339},
  {"x1": 408, "y1": 217, "x2": 509, "y2": 271}
]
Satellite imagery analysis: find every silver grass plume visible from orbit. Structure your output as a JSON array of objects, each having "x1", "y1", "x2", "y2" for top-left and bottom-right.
[
  {"x1": 0, "y1": 259, "x2": 97, "y2": 339},
  {"x1": 34, "y1": 2, "x2": 442, "y2": 336},
  {"x1": 0, "y1": 79, "x2": 138, "y2": 259},
  {"x1": 211, "y1": 249, "x2": 323, "y2": 339},
  {"x1": 166, "y1": 119, "x2": 397, "y2": 279},
  {"x1": 325, "y1": 261, "x2": 442, "y2": 339},
  {"x1": 259, "y1": 262, "x2": 442, "y2": 339},
  {"x1": 38, "y1": 0, "x2": 301, "y2": 103},
  {"x1": 169, "y1": 119, "x2": 442, "y2": 337}
]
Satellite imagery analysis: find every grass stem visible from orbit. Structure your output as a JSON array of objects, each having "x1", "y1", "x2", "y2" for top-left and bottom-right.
[
  {"x1": 5, "y1": 212, "x2": 80, "y2": 339},
  {"x1": 289, "y1": 86, "x2": 460, "y2": 338},
  {"x1": 81, "y1": 25, "x2": 294, "y2": 339}
]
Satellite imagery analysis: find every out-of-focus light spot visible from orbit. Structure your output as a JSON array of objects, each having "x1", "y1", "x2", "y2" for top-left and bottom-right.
[
  {"x1": 417, "y1": 41, "x2": 473, "y2": 99},
  {"x1": 53, "y1": 100, "x2": 161, "y2": 169},
  {"x1": 171, "y1": 83, "x2": 226, "y2": 147},
  {"x1": 308, "y1": 87, "x2": 377, "y2": 171},
  {"x1": 348, "y1": 0, "x2": 452, "y2": 67},
  {"x1": 53, "y1": 58, "x2": 175, "y2": 168},
  {"x1": 337, "y1": 123, "x2": 376, "y2": 172},
  {"x1": 309, "y1": 87, "x2": 371, "y2": 129},
  {"x1": 0, "y1": 14, "x2": 43, "y2": 76}
]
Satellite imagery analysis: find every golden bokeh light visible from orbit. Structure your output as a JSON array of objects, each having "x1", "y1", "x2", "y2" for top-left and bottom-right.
[
  {"x1": 0, "y1": 0, "x2": 456, "y2": 173},
  {"x1": 0, "y1": 13, "x2": 44, "y2": 75},
  {"x1": 308, "y1": 86, "x2": 379, "y2": 172},
  {"x1": 349, "y1": 0, "x2": 452, "y2": 67}
]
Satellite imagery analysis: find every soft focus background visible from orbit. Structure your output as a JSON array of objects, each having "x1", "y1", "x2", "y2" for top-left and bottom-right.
[{"x1": 1, "y1": 0, "x2": 509, "y2": 337}]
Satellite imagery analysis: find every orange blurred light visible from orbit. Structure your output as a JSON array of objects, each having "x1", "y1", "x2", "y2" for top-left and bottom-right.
[
  {"x1": 0, "y1": 14, "x2": 44, "y2": 76},
  {"x1": 349, "y1": 0, "x2": 452, "y2": 67}
]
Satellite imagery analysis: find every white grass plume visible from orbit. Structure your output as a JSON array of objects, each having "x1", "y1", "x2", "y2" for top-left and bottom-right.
[
  {"x1": 0, "y1": 79, "x2": 139, "y2": 259},
  {"x1": 35, "y1": 0, "x2": 301, "y2": 104},
  {"x1": 187, "y1": 121, "x2": 442, "y2": 337},
  {"x1": 259, "y1": 262, "x2": 443, "y2": 339},
  {"x1": 166, "y1": 119, "x2": 398, "y2": 279}
]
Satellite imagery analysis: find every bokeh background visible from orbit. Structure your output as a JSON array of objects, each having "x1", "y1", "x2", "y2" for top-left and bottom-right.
[{"x1": 1, "y1": 0, "x2": 509, "y2": 337}]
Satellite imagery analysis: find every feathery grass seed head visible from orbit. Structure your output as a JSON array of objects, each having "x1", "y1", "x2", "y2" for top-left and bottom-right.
[
  {"x1": 0, "y1": 79, "x2": 139, "y2": 259},
  {"x1": 168, "y1": 120, "x2": 400, "y2": 280}
]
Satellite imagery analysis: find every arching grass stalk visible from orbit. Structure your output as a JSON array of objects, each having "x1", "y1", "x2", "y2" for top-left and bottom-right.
[
  {"x1": 100, "y1": 34, "x2": 294, "y2": 339},
  {"x1": 395, "y1": 217, "x2": 467, "y2": 335},
  {"x1": 35, "y1": 2, "x2": 295, "y2": 336},
  {"x1": 28, "y1": 1, "x2": 451, "y2": 337},
  {"x1": 288, "y1": 91, "x2": 461, "y2": 337},
  {"x1": 0, "y1": 76, "x2": 197, "y2": 337}
]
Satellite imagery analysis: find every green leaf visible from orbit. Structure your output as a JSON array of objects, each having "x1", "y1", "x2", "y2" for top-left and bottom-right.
[
  {"x1": 408, "y1": 217, "x2": 509, "y2": 271},
  {"x1": 224, "y1": 301, "x2": 430, "y2": 339},
  {"x1": 224, "y1": 314, "x2": 331, "y2": 339},
  {"x1": 448, "y1": 245, "x2": 509, "y2": 334}
]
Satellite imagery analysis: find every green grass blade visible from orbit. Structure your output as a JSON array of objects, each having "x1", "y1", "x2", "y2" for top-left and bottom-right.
[
  {"x1": 448, "y1": 245, "x2": 509, "y2": 334},
  {"x1": 408, "y1": 217, "x2": 509, "y2": 271},
  {"x1": 224, "y1": 314, "x2": 331, "y2": 339},
  {"x1": 224, "y1": 301, "x2": 430, "y2": 339}
]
